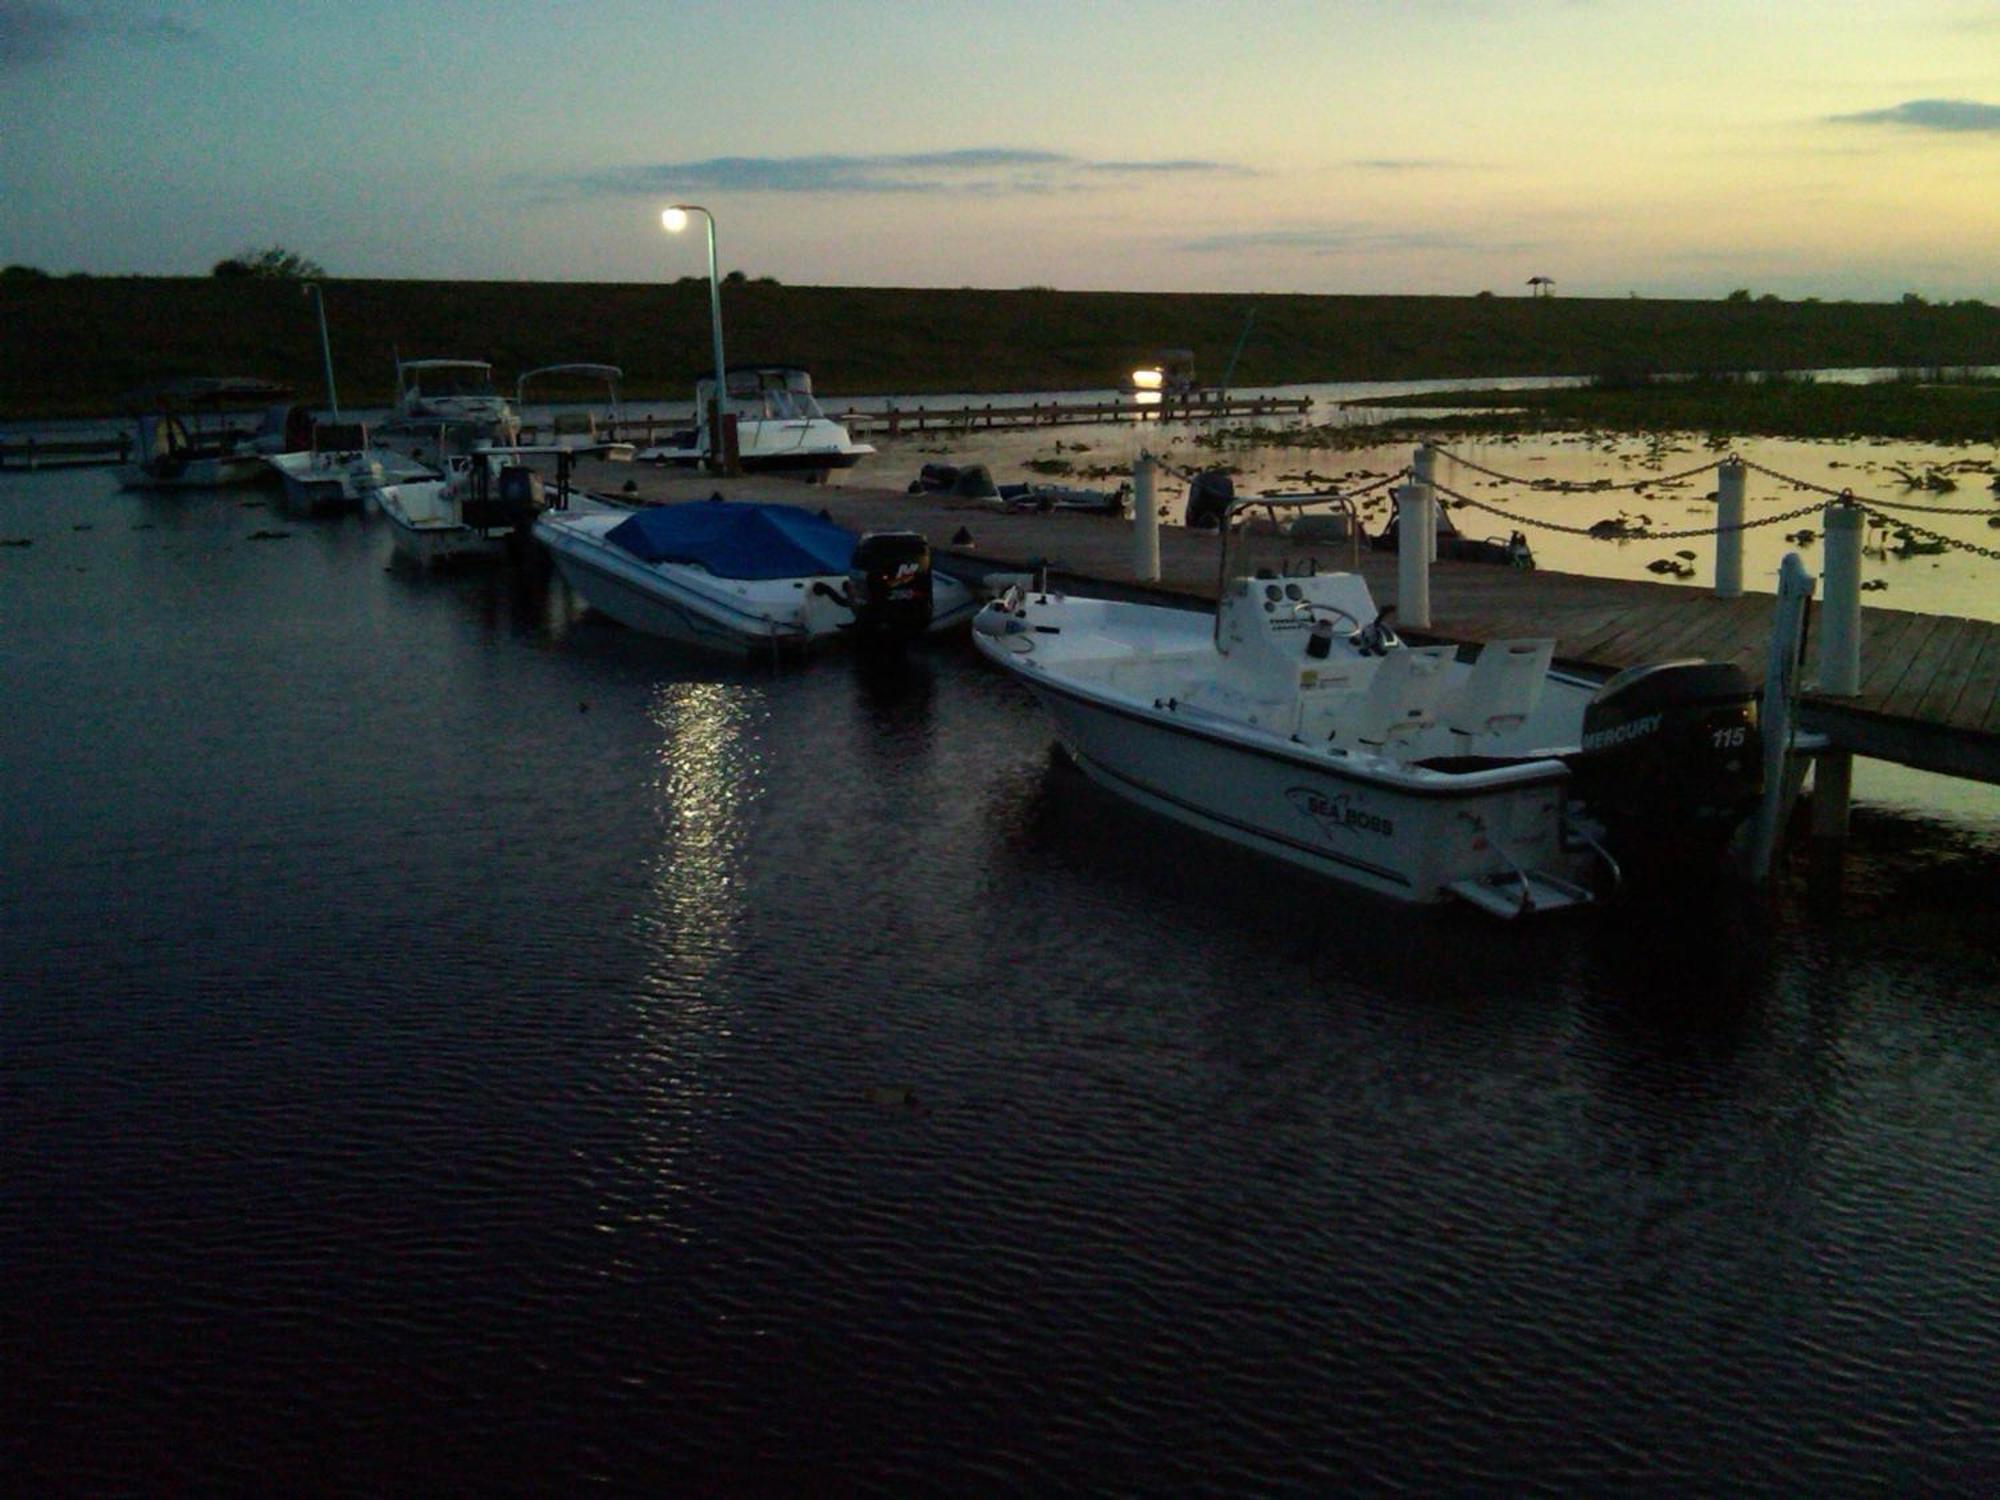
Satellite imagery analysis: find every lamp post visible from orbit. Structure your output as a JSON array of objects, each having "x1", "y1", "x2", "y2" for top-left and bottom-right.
[
  {"x1": 662, "y1": 204, "x2": 729, "y2": 472},
  {"x1": 303, "y1": 281, "x2": 340, "y2": 423}
]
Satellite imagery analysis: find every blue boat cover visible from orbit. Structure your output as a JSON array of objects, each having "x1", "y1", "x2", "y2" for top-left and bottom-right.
[{"x1": 605, "y1": 499, "x2": 857, "y2": 580}]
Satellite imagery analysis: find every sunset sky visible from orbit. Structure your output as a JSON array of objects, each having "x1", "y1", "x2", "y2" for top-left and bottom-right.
[{"x1": 4, "y1": 0, "x2": 1996, "y2": 299}]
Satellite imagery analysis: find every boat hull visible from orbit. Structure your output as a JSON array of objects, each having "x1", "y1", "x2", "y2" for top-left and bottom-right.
[
  {"x1": 118, "y1": 454, "x2": 269, "y2": 490},
  {"x1": 535, "y1": 509, "x2": 977, "y2": 657},
  {"x1": 1009, "y1": 667, "x2": 1579, "y2": 905}
]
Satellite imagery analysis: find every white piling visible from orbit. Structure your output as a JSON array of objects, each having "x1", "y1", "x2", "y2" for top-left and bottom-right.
[
  {"x1": 1745, "y1": 551, "x2": 1815, "y2": 882},
  {"x1": 1413, "y1": 444, "x2": 1439, "y2": 561},
  {"x1": 1395, "y1": 482, "x2": 1432, "y2": 629},
  {"x1": 1132, "y1": 450, "x2": 1160, "y2": 582},
  {"x1": 1714, "y1": 458, "x2": 1745, "y2": 598},
  {"x1": 1819, "y1": 501, "x2": 1864, "y2": 696}
]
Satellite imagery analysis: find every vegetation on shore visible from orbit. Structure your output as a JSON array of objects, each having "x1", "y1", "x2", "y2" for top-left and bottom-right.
[
  {"x1": 1339, "y1": 372, "x2": 2000, "y2": 445},
  {"x1": 3, "y1": 273, "x2": 1998, "y2": 426}
]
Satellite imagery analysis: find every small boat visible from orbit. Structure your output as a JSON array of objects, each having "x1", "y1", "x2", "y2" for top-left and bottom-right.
[
  {"x1": 909, "y1": 462, "x2": 1130, "y2": 515},
  {"x1": 971, "y1": 494, "x2": 1764, "y2": 917},
  {"x1": 376, "y1": 450, "x2": 549, "y2": 568},
  {"x1": 636, "y1": 365, "x2": 874, "y2": 479},
  {"x1": 1369, "y1": 492, "x2": 1535, "y2": 568},
  {"x1": 264, "y1": 420, "x2": 433, "y2": 514},
  {"x1": 534, "y1": 495, "x2": 975, "y2": 656},
  {"x1": 515, "y1": 363, "x2": 636, "y2": 461},
  {"x1": 117, "y1": 376, "x2": 294, "y2": 490},
  {"x1": 377, "y1": 358, "x2": 520, "y2": 458}
]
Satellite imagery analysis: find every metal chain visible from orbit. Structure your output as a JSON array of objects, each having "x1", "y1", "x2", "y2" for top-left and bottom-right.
[
  {"x1": 1159, "y1": 438, "x2": 2000, "y2": 557},
  {"x1": 1738, "y1": 459, "x2": 2000, "y2": 515},
  {"x1": 1846, "y1": 501, "x2": 2000, "y2": 562},
  {"x1": 1431, "y1": 478, "x2": 1826, "y2": 540}
]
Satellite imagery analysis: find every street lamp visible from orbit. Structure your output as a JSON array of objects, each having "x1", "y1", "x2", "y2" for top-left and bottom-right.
[
  {"x1": 303, "y1": 281, "x2": 340, "y2": 423},
  {"x1": 662, "y1": 204, "x2": 729, "y2": 472}
]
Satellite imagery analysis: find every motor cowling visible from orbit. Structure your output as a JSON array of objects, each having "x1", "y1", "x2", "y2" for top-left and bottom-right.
[
  {"x1": 1565, "y1": 660, "x2": 1763, "y2": 856},
  {"x1": 462, "y1": 464, "x2": 546, "y2": 530},
  {"x1": 1185, "y1": 469, "x2": 1235, "y2": 530},
  {"x1": 848, "y1": 530, "x2": 934, "y2": 639}
]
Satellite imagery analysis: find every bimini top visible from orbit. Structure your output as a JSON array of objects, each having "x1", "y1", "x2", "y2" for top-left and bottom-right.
[{"x1": 604, "y1": 499, "x2": 855, "y2": 580}]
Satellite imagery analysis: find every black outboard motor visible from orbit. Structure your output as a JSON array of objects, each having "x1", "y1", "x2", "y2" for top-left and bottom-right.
[
  {"x1": 1185, "y1": 469, "x2": 1235, "y2": 530},
  {"x1": 1564, "y1": 660, "x2": 1763, "y2": 861},
  {"x1": 847, "y1": 530, "x2": 934, "y2": 641},
  {"x1": 462, "y1": 464, "x2": 546, "y2": 530}
]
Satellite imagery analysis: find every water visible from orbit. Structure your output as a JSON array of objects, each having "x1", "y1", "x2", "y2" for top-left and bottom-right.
[{"x1": 4, "y1": 465, "x2": 1999, "y2": 1494}]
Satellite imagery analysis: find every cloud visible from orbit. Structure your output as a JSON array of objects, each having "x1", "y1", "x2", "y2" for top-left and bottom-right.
[
  {"x1": 0, "y1": 1, "x2": 201, "y2": 69},
  {"x1": 1176, "y1": 225, "x2": 1515, "y2": 256},
  {"x1": 1828, "y1": 98, "x2": 2000, "y2": 132},
  {"x1": 1346, "y1": 159, "x2": 1466, "y2": 171},
  {"x1": 583, "y1": 150, "x2": 1246, "y2": 197}
]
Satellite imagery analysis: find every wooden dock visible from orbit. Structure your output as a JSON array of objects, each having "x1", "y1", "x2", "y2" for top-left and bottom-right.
[
  {"x1": 834, "y1": 393, "x2": 1313, "y2": 437},
  {"x1": 542, "y1": 457, "x2": 2000, "y2": 787},
  {"x1": 0, "y1": 432, "x2": 129, "y2": 470}
]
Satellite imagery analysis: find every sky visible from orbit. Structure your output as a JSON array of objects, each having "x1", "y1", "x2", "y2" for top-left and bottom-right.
[{"x1": 2, "y1": 0, "x2": 1997, "y2": 300}]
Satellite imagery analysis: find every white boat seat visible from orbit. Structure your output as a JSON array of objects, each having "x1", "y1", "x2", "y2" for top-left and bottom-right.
[
  {"x1": 1444, "y1": 638, "x2": 1556, "y2": 741},
  {"x1": 1327, "y1": 644, "x2": 1457, "y2": 748}
]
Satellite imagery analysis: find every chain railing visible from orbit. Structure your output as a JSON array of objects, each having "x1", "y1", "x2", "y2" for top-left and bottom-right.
[
  {"x1": 1152, "y1": 443, "x2": 2000, "y2": 562},
  {"x1": 1430, "y1": 478, "x2": 1827, "y2": 542}
]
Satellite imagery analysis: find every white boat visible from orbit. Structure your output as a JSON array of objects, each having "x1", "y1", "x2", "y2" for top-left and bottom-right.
[
  {"x1": 971, "y1": 499, "x2": 1765, "y2": 917},
  {"x1": 516, "y1": 363, "x2": 636, "y2": 461},
  {"x1": 636, "y1": 365, "x2": 874, "y2": 478},
  {"x1": 117, "y1": 377, "x2": 294, "y2": 490},
  {"x1": 264, "y1": 421, "x2": 433, "y2": 514},
  {"x1": 534, "y1": 496, "x2": 976, "y2": 656},
  {"x1": 376, "y1": 450, "x2": 548, "y2": 568},
  {"x1": 377, "y1": 358, "x2": 520, "y2": 458}
]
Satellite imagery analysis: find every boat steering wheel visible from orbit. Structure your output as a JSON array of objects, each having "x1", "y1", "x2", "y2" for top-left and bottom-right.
[{"x1": 1296, "y1": 601, "x2": 1362, "y2": 634}]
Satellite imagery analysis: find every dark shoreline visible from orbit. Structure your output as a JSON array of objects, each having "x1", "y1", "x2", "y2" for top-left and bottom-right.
[{"x1": 5, "y1": 275, "x2": 1999, "y2": 423}]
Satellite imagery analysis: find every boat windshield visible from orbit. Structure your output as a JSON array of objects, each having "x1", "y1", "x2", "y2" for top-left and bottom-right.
[
  {"x1": 720, "y1": 369, "x2": 825, "y2": 421},
  {"x1": 415, "y1": 366, "x2": 497, "y2": 398}
]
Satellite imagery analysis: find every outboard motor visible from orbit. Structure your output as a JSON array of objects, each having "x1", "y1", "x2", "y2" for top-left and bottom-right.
[
  {"x1": 847, "y1": 530, "x2": 934, "y2": 641},
  {"x1": 1564, "y1": 660, "x2": 1762, "y2": 860},
  {"x1": 1185, "y1": 469, "x2": 1235, "y2": 530},
  {"x1": 462, "y1": 463, "x2": 547, "y2": 530}
]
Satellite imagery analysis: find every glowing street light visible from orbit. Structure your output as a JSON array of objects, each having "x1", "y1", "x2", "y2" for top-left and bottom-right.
[{"x1": 662, "y1": 204, "x2": 730, "y2": 471}]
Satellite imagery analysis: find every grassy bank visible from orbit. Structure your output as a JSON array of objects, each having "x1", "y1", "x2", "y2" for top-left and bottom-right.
[
  {"x1": 4, "y1": 275, "x2": 1999, "y2": 422},
  {"x1": 1341, "y1": 374, "x2": 2000, "y2": 445}
]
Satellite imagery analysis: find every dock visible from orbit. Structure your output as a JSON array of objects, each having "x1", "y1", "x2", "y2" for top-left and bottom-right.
[
  {"x1": 833, "y1": 393, "x2": 1313, "y2": 436},
  {"x1": 540, "y1": 455, "x2": 2000, "y2": 788},
  {"x1": 0, "y1": 432, "x2": 130, "y2": 470}
]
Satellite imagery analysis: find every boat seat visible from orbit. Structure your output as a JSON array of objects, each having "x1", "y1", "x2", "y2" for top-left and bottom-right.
[
  {"x1": 1443, "y1": 638, "x2": 1555, "y2": 742},
  {"x1": 1326, "y1": 644, "x2": 1457, "y2": 749}
]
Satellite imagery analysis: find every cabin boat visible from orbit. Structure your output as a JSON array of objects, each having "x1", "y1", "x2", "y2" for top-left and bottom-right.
[
  {"x1": 637, "y1": 365, "x2": 874, "y2": 478},
  {"x1": 515, "y1": 363, "x2": 635, "y2": 460},
  {"x1": 378, "y1": 359, "x2": 520, "y2": 456},
  {"x1": 117, "y1": 377, "x2": 294, "y2": 490},
  {"x1": 534, "y1": 495, "x2": 975, "y2": 656},
  {"x1": 971, "y1": 494, "x2": 1764, "y2": 917}
]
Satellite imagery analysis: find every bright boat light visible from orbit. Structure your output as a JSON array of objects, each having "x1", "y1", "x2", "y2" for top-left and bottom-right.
[{"x1": 1131, "y1": 367, "x2": 1164, "y2": 391}]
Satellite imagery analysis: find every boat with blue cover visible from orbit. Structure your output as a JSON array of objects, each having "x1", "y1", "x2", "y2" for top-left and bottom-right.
[{"x1": 533, "y1": 496, "x2": 975, "y2": 655}]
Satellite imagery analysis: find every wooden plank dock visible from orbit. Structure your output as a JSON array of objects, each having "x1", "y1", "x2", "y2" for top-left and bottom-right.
[
  {"x1": 542, "y1": 456, "x2": 2000, "y2": 788},
  {"x1": 0, "y1": 432, "x2": 130, "y2": 470},
  {"x1": 831, "y1": 393, "x2": 1313, "y2": 436}
]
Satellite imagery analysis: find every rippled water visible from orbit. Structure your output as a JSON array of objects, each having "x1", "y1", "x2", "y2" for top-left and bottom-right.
[{"x1": 4, "y1": 466, "x2": 1999, "y2": 1494}]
